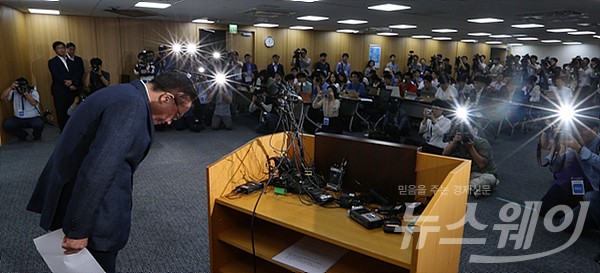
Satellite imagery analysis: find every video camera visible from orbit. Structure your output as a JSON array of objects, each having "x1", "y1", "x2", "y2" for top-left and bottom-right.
[{"x1": 293, "y1": 48, "x2": 301, "y2": 59}]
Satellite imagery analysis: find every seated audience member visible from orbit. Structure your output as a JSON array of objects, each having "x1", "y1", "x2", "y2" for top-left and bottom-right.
[
  {"x1": 412, "y1": 69, "x2": 423, "y2": 86},
  {"x1": 551, "y1": 77, "x2": 573, "y2": 104},
  {"x1": 312, "y1": 85, "x2": 342, "y2": 134},
  {"x1": 408, "y1": 100, "x2": 452, "y2": 154},
  {"x1": 344, "y1": 71, "x2": 367, "y2": 98},
  {"x1": 430, "y1": 71, "x2": 441, "y2": 88},
  {"x1": 467, "y1": 76, "x2": 489, "y2": 106},
  {"x1": 208, "y1": 86, "x2": 233, "y2": 130},
  {"x1": 1, "y1": 79, "x2": 45, "y2": 141},
  {"x1": 380, "y1": 103, "x2": 411, "y2": 143},
  {"x1": 539, "y1": 118, "x2": 600, "y2": 227},
  {"x1": 295, "y1": 72, "x2": 313, "y2": 103},
  {"x1": 435, "y1": 78, "x2": 458, "y2": 102},
  {"x1": 454, "y1": 75, "x2": 475, "y2": 104},
  {"x1": 85, "y1": 57, "x2": 110, "y2": 94},
  {"x1": 336, "y1": 72, "x2": 349, "y2": 91},
  {"x1": 364, "y1": 60, "x2": 376, "y2": 78},
  {"x1": 312, "y1": 72, "x2": 329, "y2": 100},
  {"x1": 443, "y1": 126, "x2": 499, "y2": 197},
  {"x1": 399, "y1": 72, "x2": 417, "y2": 96},
  {"x1": 419, "y1": 75, "x2": 438, "y2": 96},
  {"x1": 487, "y1": 73, "x2": 506, "y2": 95}
]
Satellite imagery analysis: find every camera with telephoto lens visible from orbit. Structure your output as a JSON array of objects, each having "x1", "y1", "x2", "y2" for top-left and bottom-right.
[
  {"x1": 293, "y1": 48, "x2": 301, "y2": 59},
  {"x1": 443, "y1": 124, "x2": 473, "y2": 143},
  {"x1": 92, "y1": 64, "x2": 101, "y2": 73}
]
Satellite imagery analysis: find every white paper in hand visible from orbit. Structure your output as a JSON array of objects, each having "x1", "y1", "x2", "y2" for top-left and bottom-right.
[{"x1": 33, "y1": 229, "x2": 105, "y2": 273}]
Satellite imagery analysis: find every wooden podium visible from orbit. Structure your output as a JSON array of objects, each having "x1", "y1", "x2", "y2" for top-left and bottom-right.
[{"x1": 207, "y1": 133, "x2": 470, "y2": 273}]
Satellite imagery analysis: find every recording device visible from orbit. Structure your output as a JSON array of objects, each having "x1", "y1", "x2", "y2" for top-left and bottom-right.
[
  {"x1": 443, "y1": 124, "x2": 473, "y2": 143},
  {"x1": 306, "y1": 186, "x2": 334, "y2": 205},
  {"x1": 92, "y1": 64, "x2": 101, "y2": 73},
  {"x1": 234, "y1": 181, "x2": 264, "y2": 194},
  {"x1": 383, "y1": 217, "x2": 403, "y2": 234},
  {"x1": 325, "y1": 158, "x2": 347, "y2": 192},
  {"x1": 348, "y1": 206, "x2": 384, "y2": 229},
  {"x1": 425, "y1": 108, "x2": 432, "y2": 115}
]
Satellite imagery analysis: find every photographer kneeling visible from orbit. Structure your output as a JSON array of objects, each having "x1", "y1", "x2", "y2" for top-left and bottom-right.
[
  {"x1": 443, "y1": 125, "x2": 499, "y2": 197},
  {"x1": 1, "y1": 78, "x2": 45, "y2": 141},
  {"x1": 249, "y1": 90, "x2": 280, "y2": 134}
]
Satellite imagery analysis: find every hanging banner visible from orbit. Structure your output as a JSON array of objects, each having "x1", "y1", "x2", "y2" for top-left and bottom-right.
[{"x1": 369, "y1": 44, "x2": 382, "y2": 70}]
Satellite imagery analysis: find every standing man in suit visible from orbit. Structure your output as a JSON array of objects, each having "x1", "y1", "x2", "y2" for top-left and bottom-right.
[
  {"x1": 242, "y1": 53, "x2": 258, "y2": 85},
  {"x1": 267, "y1": 54, "x2": 284, "y2": 78},
  {"x1": 26, "y1": 71, "x2": 196, "y2": 273},
  {"x1": 48, "y1": 41, "x2": 77, "y2": 131},
  {"x1": 66, "y1": 42, "x2": 85, "y2": 94}
]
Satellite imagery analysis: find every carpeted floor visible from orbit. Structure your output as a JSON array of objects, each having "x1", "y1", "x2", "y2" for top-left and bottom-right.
[{"x1": 0, "y1": 113, "x2": 598, "y2": 272}]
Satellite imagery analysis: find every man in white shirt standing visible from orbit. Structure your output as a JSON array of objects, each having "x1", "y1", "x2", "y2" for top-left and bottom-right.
[{"x1": 417, "y1": 99, "x2": 452, "y2": 154}]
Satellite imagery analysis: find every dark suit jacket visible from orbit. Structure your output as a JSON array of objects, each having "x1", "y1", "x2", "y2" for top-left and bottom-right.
[
  {"x1": 48, "y1": 56, "x2": 73, "y2": 97},
  {"x1": 241, "y1": 62, "x2": 258, "y2": 83},
  {"x1": 267, "y1": 63, "x2": 284, "y2": 78},
  {"x1": 27, "y1": 80, "x2": 155, "y2": 251},
  {"x1": 68, "y1": 55, "x2": 85, "y2": 92}
]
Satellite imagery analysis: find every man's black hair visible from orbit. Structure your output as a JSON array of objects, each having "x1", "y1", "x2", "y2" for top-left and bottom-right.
[
  {"x1": 244, "y1": 53, "x2": 252, "y2": 58},
  {"x1": 284, "y1": 73, "x2": 295, "y2": 82},
  {"x1": 390, "y1": 54, "x2": 396, "y2": 58},
  {"x1": 297, "y1": 72, "x2": 307, "y2": 78},
  {"x1": 291, "y1": 67, "x2": 299, "y2": 72},
  {"x1": 423, "y1": 75, "x2": 433, "y2": 82},
  {"x1": 457, "y1": 75, "x2": 468, "y2": 83},
  {"x1": 151, "y1": 71, "x2": 197, "y2": 103},
  {"x1": 301, "y1": 48, "x2": 307, "y2": 53},
  {"x1": 383, "y1": 73, "x2": 392, "y2": 80},
  {"x1": 473, "y1": 75, "x2": 485, "y2": 84},
  {"x1": 431, "y1": 99, "x2": 450, "y2": 109},
  {"x1": 15, "y1": 77, "x2": 29, "y2": 86},
  {"x1": 272, "y1": 54, "x2": 280, "y2": 58},
  {"x1": 52, "y1": 41, "x2": 65, "y2": 51},
  {"x1": 403, "y1": 72, "x2": 412, "y2": 78},
  {"x1": 320, "y1": 52, "x2": 327, "y2": 57},
  {"x1": 90, "y1": 58, "x2": 102, "y2": 66},
  {"x1": 66, "y1": 42, "x2": 76, "y2": 49},
  {"x1": 438, "y1": 77, "x2": 448, "y2": 85},
  {"x1": 342, "y1": 53, "x2": 349, "y2": 58}
]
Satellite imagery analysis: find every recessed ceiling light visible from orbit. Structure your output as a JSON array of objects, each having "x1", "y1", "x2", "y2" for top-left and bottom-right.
[
  {"x1": 508, "y1": 43, "x2": 523, "y2": 46},
  {"x1": 291, "y1": 0, "x2": 319, "y2": 2},
  {"x1": 134, "y1": 1, "x2": 171, "y2": 9},
  {"x1": 368, "y1": 4, "x2": 411, "y2": 11},
  {"x1": 297, "y1": 15, "x2": 329, "y2": 21},
  {"x1": 432, "y1": 28, "x2": 457, "y2": 33},
  {"x1": 511, "y1": 23, "x2": 544, "y2": 29},
  {"x1": 577, "y1": 23, "x2": 590, "y2": 27},
  {"x1": 512, "y1": 34, "x2": 527, "y2": 37},
  {"x1": 485, "y1": 41, "x2": 502, "y2": 44},
  {"x1": 254, "y1": 23, "x2": 279, "y2": 28},
  {"x1": 377, "y1": 32, "x2": 398, "y2": 36},
  {"x1": 489, "y1": 34, "x2": 512, "y2": 38},
  {"x1": 337, "y1": 19, "x2": 368, "y2": 25},
  {"x1": 541, "y1": 40, "x2": 561, "y2": 43},
  {"x1": 412, "y1": 35, "x2": 431, "y2": 39},
  {"x1": 568, "y1": 31, "x2": 596, "y2": 35},
  {"x1": 546, "y1": 28, "x2": 577, "y2": 33},
  {"x1": 517, "y1": 37, "x2": 538, "y2": 41},
  {"x1": 467, "y1": 18, "x2": 504, "y2": 24},
  {"x1": 460, "y1": 39, "x2": 478, "y2": 43},
  {"x1": 563, "y1": 41, "x2": 582, "y2": 45},
  {"x1": 468, "y1": 32, "x2": 491, "y2": 36},
  {"x1": 433, "y1": 37, "x2": 452, "y2": 40},
  {"x1": 337, "y1": 29, "x2": 359, "y2": 34},
  {"x1": 290, "y1": 25, "x2": 314, "y2": 30},
  {"x1": 389, "y1": 24, "x2": 417, "y2": 29},
  {"x1": 28, "y1": 8, "x2": 60, "y2": 15},
  {"x1": 192, "y1": 18, "x2": 214, "y2": 24}
]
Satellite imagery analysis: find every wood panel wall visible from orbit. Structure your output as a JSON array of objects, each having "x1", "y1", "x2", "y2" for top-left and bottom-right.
[
  {"x1": 0, "y1": 5, "x2": 31, "y2": 144},
  {"x1": 0, "y1": 3, "x2": 490, "y2": 145}
]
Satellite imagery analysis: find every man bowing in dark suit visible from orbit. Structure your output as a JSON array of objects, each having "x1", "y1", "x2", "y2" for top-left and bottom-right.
[
  {"x1": 48, "y1": 41, "x2": 77, "y2": 131},
  {"x1": 27, "y1": 71, "x2": 196, "y2": 273}
]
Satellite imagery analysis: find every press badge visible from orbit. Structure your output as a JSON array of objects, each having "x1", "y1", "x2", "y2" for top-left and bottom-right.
[
  {"x1": 245, "y1": 76, "x2": 252, "y2": 83},
  {"x1": 199, "y1": 95, "x2": 206, "y2": 103},
  {"x1": 571, "y1": 177, "x2": 585, "y2": 196},
  {"x1": 323, "y1": 117, "x2": 329, "y2": 126},
  {"x1": 18, "y1": 110, "x2": 24, "y2": 117}
]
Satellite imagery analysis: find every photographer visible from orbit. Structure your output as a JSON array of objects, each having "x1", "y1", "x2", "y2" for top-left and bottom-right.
[
  {"x1": 456, "y1": 56, "x2": 471, "y2": 80},
  {"x1": 472, "y1": 54, "x2": 486, "y2": 79},
  {"x1": 414, "y1": 99, "x2": 452, "y2": 154},
  {"x1": 539, "y1": 118, "x2": 600, "y2": 230},
  {"x1": 134, "y1": 50, "x2": 156, "y2": 83},
  {"x1": 249, "y1": 86, "x2": 279, "y2": 134},
  {"x1": 291, "y1": 48, "x2": 311, "y2": 74},
  {"x1": 208, "y1": 85, "x2": 234, "y2": 130},
  {"x1": 313, "y1": 85, "x2": 342, "y2": 134},
  {"x1": 443, "y1": 125, "x2": 499, "y2": 197},
  {"x1": 489, "y1": 58, "x2": 504, "y2": 80},
  {"x1": 85, "y1": 58, "x2": 110, "y2": 94},
  {"x1": 1, "y1": 78, "x2": 45, "y2": 141},
  {"x1": 155, "y1": 44, "x2": 175, "y2": 76}
]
